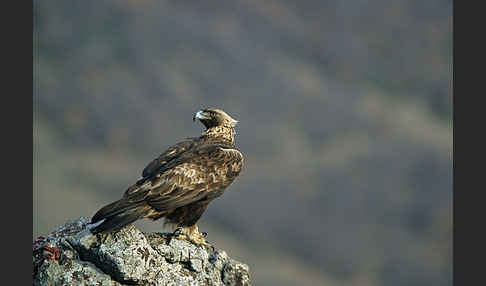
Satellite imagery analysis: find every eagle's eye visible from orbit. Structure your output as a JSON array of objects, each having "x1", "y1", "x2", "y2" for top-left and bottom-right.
[{"x1": 205, "y1": 110, "x2": 218, "y2": 118}]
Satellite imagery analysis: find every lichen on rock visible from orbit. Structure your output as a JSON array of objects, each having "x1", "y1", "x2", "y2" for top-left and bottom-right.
[{"x1": 33, "y1": 217, "x2": 251, "y2": 286}]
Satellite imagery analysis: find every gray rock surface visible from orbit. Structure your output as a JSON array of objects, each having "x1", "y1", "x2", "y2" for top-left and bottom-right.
[{"x1": 33, "y1": 217, "x2": 251, "y2": 286}]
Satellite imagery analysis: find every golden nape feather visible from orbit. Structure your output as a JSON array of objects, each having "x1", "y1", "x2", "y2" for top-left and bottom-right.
[{"x1": 89, "y1": 108, "x2": 243, "y2": 246}]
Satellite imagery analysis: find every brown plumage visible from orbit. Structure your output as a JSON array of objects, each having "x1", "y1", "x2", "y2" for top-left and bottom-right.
[{"x1": 89, "y1": 108, "x2": 243, "y2": 246}]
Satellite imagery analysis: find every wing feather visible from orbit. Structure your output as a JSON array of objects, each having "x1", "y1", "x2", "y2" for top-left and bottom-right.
[
  {"x1": 141, "y1": 144, "x2": 243, "y2": 211},
  {"x1": 141, "y1": 139, "x2": 196, "y2": 178}
]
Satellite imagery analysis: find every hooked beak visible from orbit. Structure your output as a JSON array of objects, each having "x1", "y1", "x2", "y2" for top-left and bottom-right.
[{"x1": 193, "y1": 110, "x2": 210, "y2": 121}]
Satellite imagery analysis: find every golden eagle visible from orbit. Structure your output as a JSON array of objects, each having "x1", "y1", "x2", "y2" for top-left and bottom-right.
[{"x1": 89, "y1": 108, "x2": 243, "y2": 246}]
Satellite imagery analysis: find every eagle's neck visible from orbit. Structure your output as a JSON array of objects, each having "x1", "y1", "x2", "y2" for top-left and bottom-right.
[{"x1": 202, "y1": 125, "x2": 235, "y2": 144}]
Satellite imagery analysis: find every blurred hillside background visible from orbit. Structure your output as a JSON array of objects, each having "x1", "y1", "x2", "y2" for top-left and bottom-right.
[{"x1": 33, "y1": 1, "x2": 452, "y2": 286}]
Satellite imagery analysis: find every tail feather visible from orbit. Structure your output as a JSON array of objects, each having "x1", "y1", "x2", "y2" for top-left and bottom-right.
[{"x1": 90, "y1": 199, "x2": 149, "y2": 234}]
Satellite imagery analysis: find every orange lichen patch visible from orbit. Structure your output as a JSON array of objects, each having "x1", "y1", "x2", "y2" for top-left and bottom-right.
[{"x1": 42, "y1": 245, "x2": 61, "y2": 261}]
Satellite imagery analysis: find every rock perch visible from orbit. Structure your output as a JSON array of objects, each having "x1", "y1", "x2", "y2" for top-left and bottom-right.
[{"x1": 33, "y1": 217, "x2": 251, "y2": 286}]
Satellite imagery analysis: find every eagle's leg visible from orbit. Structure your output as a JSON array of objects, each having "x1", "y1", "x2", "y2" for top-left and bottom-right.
[
  {"x1": 182, "y1": 224, "x2": 212, "y2": 248},
  {"x1": 166, "y1": 227, "x2": 187, "y2": 245},
  {"x1": 167, "y1": 225, "x2": 212, "y2": 248},
  {"x1": 172, "y1": 227, "x2": 183, "y2": 236}
]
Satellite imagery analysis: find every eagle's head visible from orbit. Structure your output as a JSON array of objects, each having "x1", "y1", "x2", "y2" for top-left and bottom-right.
[{"x1": 193, "y1": 108, "x2": 238, "y2": 129}]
